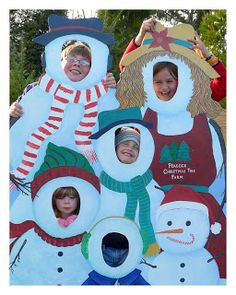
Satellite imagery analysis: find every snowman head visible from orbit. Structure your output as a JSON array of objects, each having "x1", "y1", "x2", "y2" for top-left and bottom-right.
[
  {"x1": 117, "y1": 21, "x2": 221, "y2": 118},
  {"x1": 155, "y1": 185, "x2": 222, "y2": 254},
  {"x1": 31, "y1": 143, "x2": 101, "y2": 238},
  {"x1": 81, "y1": 216, "x2": 143, "y2": 279},
  {"x1": 90, "y1": 107, "x2": 155, "y2": 181},
  {"x1": 33, "y1": 14, "x2": 114, "y2": 89}
]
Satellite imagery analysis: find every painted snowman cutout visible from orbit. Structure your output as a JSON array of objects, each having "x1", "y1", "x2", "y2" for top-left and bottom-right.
[
  {"x1": 90, "y1": 107, "x2": 165, "y2": 257},
  {"x1": 143, "y1": 185, "x2": 226, "y2": 285},
  {"x1": 10, "y1": 143, "x2": 101, "y2": 285},
  {"x1": 10, "y1": 14, "x2": 118, "y2": 189},
  {"x1": 81, "y1": 216, "x2": 149, "y2": 285},
  {"x1": 117, "y1": 21, "x2": 225, "y2": 207}
]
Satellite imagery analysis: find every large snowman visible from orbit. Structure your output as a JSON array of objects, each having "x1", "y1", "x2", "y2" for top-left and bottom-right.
[
  {"x1": 10, "y1": 14, "x2": 118, "y2": 191},
  {"x1": 10, "y1": 143, "x2": 101, "y2": 285},
  {"x1": 81, "y1": 216, "x2": 149, "y2": 285},
  {"x1": 90, "y1": 107, "x2": 165, "y2": 257},
  {"x1": 141, "y1": 185, "x2": 226, "y2": 285},
  {"x1": 117, "y1": 21, "x2": 225, "y2": 211}
]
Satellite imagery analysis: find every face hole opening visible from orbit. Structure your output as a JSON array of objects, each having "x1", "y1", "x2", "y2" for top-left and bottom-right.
[
  {"x1": 102, "y1": 232, "x2": 129, "y2": 267},
  {"x1": 153, "y1": 61, "x2": 178, "y2": 101},
  {"x1": 115, "y1": 126, "x2": 140, "y2": 164},
  {"x1": 52, "y1": 186, "x2": 80, "y2": 223},
  {"x1": 60, "y1": 40, "x2": 91, "y2": 82}
]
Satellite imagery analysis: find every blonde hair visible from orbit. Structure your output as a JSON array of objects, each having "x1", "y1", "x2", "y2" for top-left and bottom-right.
[
  {"x1": 61, "y1": 42, "x2": 91, "y2": 62},
  {"x1": 116, "y1": 50, "x2": 222, "y2": 118}
]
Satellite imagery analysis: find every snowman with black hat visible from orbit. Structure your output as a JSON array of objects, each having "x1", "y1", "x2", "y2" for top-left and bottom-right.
[{"x1": 90, "y1": 107, "x2": 165, "y2": 258}]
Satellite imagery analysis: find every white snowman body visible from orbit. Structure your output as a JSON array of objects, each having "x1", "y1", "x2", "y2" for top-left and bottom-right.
[
  {"x1": 10, "y1": 176, "x2": 100, "y2": 285},
  {"x1": 10, "y1": 33, "x2": 119, "y2": 184},
  {"x1": 93, "y1": 122, "x2": 164, "y2": 225},
  {"x1": 10, "y1": 230, "x2": 90, "y2": 285},
  {"x1": 142, "y1": 206, "x2": 220, "y2": 285}
]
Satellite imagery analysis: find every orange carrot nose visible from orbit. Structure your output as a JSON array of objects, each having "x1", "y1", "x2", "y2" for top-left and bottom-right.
[{"x1": 156, "y1": 228, "x2": 183, "y2": 234}]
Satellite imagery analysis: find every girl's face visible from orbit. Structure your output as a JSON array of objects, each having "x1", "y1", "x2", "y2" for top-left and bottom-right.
[
  {"x1": 55, "y1": 195, "x2": 79, "y2": 219},
  {"x1": 153, "y1": 68, "x2": 178, "y2": 101},
  {"x1": 116, "y1": 140, "x2": 139, "y2": 164},
  {"x1": 61, "y1": 54, "x2": 91, "y2": 82}
]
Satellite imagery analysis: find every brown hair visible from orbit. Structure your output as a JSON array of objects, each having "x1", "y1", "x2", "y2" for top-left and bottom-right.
[
  {"x1": 61, "y1": 42, "x2": 91, "y2": 63},
  {"x1": 116, "y1": 50, "x2": 222, "y2": 119},
  {"x1": 153, "y1": 61, "x2": 178, "y2": 80},
  {"x1": 52, "y1": 186, "x2": 80, "y2": 218}
]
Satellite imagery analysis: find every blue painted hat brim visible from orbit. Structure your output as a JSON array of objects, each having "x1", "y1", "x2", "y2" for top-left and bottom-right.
[
  {"x1": 90, "y1": 119, "x2": 153, "y2": 140},
  {"x1": 33, "y1": 29, "x2": 114, "y2": 46}
]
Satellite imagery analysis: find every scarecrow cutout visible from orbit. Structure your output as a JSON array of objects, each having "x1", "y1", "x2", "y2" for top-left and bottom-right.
[
  {"x1": 10, "y1": 14, "x2": 119, "y2": 187},
  {"x1": 116, "y1": 22, "x2": 226, "y2": 283}
]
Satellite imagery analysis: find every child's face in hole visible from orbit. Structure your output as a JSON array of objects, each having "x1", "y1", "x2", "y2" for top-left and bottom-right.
[
  {"x1": 62, "y1": 53, "x2": 91, "y2": 82},
  {"x1": 53, "y1": 187, "x2": 80, "y2": 219},
  {"x1": 61, "y1": 42, "x2": 91, "y2": 82},
  {"x1": 116, "y1": 140, "x2": 139, "y2": 164},
  {"x1": 153, "y1": 65, "x2": 178, "y2": 101}
]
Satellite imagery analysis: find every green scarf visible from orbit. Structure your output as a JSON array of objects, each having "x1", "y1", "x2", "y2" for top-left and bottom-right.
[{"x1": 100, "y1": 170, "x2": 159, "y2": 256}]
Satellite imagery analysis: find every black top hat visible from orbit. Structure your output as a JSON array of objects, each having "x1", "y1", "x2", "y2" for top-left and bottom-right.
[{"x1": 33, "y1": 14, "x2": 114, "y2": 46}]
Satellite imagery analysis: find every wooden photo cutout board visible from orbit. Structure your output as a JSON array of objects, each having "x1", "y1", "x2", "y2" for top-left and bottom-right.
[{"x1": 10, "y1": 16, "x2": 226, "y2": 285}]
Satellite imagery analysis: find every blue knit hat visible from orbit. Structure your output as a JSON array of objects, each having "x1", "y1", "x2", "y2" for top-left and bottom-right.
[{"x1": 115, "y1": 127, "x2": 140, "y2": 147}]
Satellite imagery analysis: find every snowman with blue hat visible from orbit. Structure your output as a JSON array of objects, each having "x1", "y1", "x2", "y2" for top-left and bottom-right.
[
  {"x1": 10, "y1": 14, "x2": 119, "y2": 196},
  {"x1": 90, "y1": 107, "x2": 165, "y2": 258}
]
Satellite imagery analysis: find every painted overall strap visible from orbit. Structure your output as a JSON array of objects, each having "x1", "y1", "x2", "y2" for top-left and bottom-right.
[
  {"x1": 100, "y1": 170, "x2": 160, "y2": 256},
  {"x1": 14, "y1": 73, "x2": 108, "y2": 179}
]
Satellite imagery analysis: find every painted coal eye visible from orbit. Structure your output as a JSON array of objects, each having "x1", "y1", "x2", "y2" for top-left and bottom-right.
[
  {"x1": 186, "y1": 220, "x2": 191, "y2": 226},
  {"x1": 167, "y1": 221, "x2": 172, "y2": 226}
]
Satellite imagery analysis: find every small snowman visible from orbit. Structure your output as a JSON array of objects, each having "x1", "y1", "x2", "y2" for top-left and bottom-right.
[
  {"x1": 90, "y1": 107, "x2": 165, "y2": 257},
  {"x1": 10, "y1": 143, "x2": 101, "y2": 285},
  {"x1": 10, "y1": 14, "x2": 118, "y2": 190},
  {"x1": 142, "y1": 185, "x2": 226, "y2": 285},
  {"x1": 81, "y1": 216, "x2": 149, "y2": 285}
]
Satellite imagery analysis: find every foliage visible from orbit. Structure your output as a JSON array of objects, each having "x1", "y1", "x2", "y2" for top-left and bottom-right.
[
  {"x1": 199, "y1": 10, "x2": 226, "y2": 105},
  {"x1": 10, "y1": 43, "x2": 37, "y2": 104},
  {"x1": 199, "y1": 10, "x2": 226, "y2": 65},
  {"x1": 10, "y1": 10, "x2": 68, "y2": 75}
]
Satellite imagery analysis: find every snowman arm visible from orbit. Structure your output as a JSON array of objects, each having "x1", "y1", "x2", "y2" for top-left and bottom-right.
[{"x1": 10, "y1": 239, "x2": 27, "y2": 273}]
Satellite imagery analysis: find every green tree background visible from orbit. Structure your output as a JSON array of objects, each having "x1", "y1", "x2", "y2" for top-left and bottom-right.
[{"x1": 10, "y1": 9, "x2": 226, "y2": 107}]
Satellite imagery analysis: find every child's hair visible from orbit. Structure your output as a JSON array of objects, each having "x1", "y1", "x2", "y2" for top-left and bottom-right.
[
  {"x1": 52, "y1": 186, "x2": 80, "y2": 218},
  {"x1": 153, "y1": 61, "x2": 178, "y2": 80},
  {"x1": 61, "y1": 42, "x2": 91, "y2": 63}
]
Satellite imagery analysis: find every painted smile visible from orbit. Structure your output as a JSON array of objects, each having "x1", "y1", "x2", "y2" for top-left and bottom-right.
[{"x1": 166, "y1": 233, "x2": 195, "y2": 245}]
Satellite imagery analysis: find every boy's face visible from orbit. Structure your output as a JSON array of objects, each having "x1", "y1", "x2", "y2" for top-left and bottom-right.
[
  {"x1": 153, "y1": 68, "x2": 178, "y2": 101},
  {"x1": 61, "y1": 54, "x2": 91, "y2": 82},
  {"x1": 116, "y1": 140, "x2": 139, "y2": 164}
]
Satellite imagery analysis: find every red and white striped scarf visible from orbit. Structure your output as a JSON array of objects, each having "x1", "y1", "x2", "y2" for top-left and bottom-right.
[{"x1": 14, "y1": 73, "x2": 109, "y2": 179}]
